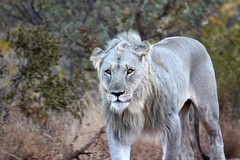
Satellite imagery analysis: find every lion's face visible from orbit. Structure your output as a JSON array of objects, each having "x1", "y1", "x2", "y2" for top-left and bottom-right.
[
  {"x1": 91, "y1": 36, "x2": 150, "y2": 113},
  {"x1": 99, "y1": 48, "x2": 146, "y2": 112}
]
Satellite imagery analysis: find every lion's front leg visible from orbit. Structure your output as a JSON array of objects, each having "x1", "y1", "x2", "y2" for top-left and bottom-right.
[
  {"x1": 107, "y1": 128, "x2": 131, "y2": 160},
  {"x1": 162, "y1": 113, "x2": 181, "y2": 160}
]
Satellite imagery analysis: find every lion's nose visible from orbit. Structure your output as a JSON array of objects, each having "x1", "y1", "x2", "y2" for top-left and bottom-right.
[{"x1": 111, "y1": 91, "x2": 125, "y2": 97}]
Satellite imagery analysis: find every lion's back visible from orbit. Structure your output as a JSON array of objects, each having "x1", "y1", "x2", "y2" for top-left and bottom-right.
[
  {"x1": 152, "y1": 36, "x2": 213, "y2": 76},
  {"x1": 154, "y1": 36, "x2": 208, "y2": 61},
  {"x1": 150, "y1": 36, "x2": 216, "y2": 110}
]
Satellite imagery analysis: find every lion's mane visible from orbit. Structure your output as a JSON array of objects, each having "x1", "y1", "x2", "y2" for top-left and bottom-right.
[{"x1": 99, "y1": 31, "x2": 173, "y2": 143}]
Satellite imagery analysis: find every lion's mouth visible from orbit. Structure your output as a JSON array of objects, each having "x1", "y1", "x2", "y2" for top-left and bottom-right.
[
  {"x1": 110, "y1": 98, "x2": 131, "y2": 112},
  {"x1": 114, "y1": 99, "x2": 131, "y2": 103}
]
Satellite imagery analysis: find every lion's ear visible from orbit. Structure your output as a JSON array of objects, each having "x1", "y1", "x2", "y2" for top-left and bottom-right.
[
  {"x1": 90, "y1": 47, "x2": 105, "y2": 70},
  {"x1": 134, "y1": 40, "x2": 151, "y2": 57}
]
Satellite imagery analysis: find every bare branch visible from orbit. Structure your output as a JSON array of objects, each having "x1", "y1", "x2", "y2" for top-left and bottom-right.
[
  {"x1": 29, "y1": 0, "x2": 43, "y2": 24},
  {"x1": 160, "y1": 0, "x2": 176, "y2": 18},
  {"x1": 6, "y1": 0, "x2": 43, "y2": 25},
  {"x1": 64, "y1": 126, "x2": 106, "y2": 160}
]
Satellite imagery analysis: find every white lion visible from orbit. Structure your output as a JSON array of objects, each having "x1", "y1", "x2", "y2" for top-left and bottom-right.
[{"x1": 91, "y1": 31, "x2": 225, "y2": 160}]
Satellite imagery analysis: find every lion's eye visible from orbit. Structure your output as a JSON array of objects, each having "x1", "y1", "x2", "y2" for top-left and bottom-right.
[
  {"x1": 127, "y1": 69, "x2": 134, "y2": 75},
  {"x1": 105, "y1": 69, "x2": 111, "y2": 75}
]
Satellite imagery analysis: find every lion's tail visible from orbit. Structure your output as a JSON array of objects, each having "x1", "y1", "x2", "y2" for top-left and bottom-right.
[{"x1": 193, "y1": 109, "x2": 210, "y2": 160}]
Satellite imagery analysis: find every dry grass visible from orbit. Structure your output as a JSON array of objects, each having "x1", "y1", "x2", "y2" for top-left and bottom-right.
[
  {"x1": 0, "y1": 110, "x2": 72, "y2": 160},
  {"x1": 222, "y1": 118, "x2": 240, "y2": 159},
  {"x1": 0, "y1": 90, "x2": 103, "y2": 160}
]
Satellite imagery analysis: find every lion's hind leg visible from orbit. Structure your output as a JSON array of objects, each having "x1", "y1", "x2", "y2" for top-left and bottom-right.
[
  {"x1": 193, "y1": 96, "x2": 225, "y2": 160},
  {"x1": 179, "y1": 100, "x2": 194, "y2": 160}
]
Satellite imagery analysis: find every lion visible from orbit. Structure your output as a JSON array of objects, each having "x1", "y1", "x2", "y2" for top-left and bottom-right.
[{"x1": 90, "y1": 30, "x2": 225, "y2": 160}]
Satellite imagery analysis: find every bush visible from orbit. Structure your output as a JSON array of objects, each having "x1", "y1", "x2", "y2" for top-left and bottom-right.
[{"x1": 1, "y1": 25, "x2": 85, "y2": 123}]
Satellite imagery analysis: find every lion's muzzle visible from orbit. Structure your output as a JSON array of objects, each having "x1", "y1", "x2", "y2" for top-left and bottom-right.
[{"x1": 111, "y1": 91, "x2": 125, "y2": 97}]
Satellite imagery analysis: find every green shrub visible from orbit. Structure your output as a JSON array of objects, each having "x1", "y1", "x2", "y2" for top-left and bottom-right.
[{"x1": 2, "y1": 25, "x2": 85, "y2": 123}]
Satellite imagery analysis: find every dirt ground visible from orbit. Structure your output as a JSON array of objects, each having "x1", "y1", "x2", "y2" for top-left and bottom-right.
[
  {"x1": 78, "y1": 133, "x2": 163, "y2": 160},
  {"x1": 77, "y1": 129, "x2": 240, "y2": 160}
]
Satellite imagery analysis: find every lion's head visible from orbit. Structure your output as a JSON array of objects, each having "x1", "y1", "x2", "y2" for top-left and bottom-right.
[{"x1": 91, "y1": 31, "x2": 151, "y2": 113}]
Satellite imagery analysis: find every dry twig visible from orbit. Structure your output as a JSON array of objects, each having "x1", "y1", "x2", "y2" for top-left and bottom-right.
[{"x1": 64, "y1": 126, "x2": 106, "y2": 160}]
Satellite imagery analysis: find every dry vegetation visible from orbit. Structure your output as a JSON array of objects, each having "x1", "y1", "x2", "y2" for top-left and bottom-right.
[
  {"x1": 0, "y1": 110, "x2": 72, "y2": 159},
  {"x1": 221, "y1": 119, "x2": 240, "y2": 158},
  {"x1": 0, "y1": 89, "x2": 103, "y2": 160}
]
